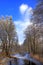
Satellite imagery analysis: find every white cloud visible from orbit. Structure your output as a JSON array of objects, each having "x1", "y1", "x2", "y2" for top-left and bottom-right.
[
  {"x1": 19, "y1": 4, "x2": 33, "y2": 15},
  {"x1": 14, "y1": 4, "x2": 33, "y2": 45},
  {"x1": 19, "y1": 4, "x2": 28, "y2": 14}
]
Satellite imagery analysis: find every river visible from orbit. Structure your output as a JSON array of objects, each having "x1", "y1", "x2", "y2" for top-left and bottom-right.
[
  {"x1": 0, "y1": 53, "x2": 43, "y2": 65},
  {"x1": 7, "y1": 53, "x2": 43, "y2": 65}
]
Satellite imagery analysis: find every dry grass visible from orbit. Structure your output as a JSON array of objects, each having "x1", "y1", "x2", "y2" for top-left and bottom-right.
[
  {"x1": 0, "y1": 52, "x2": 9, "y2": 65},
  {"x1": 0, "y1": 52, "x2": 6, "y2": 57},
  {"x1": 30, "y1": 54, "x2": 43, "y2": 63},
  {"x1": 0, "y1": 52, "x2": 6, "y2": 63}
]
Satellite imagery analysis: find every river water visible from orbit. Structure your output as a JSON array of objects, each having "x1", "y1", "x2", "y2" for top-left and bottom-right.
[
  {"x1": 1, "y1": 53, "x2": 43, "y2": 65},
  {"x1": 8, "y1": 54, "x2": 25, "y2": 65}
]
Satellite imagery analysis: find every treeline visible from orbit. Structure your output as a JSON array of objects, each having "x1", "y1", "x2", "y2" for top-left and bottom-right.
[
  {"x1": 22, "y1": 0, "x2": 43, "y2": 56},
  {"x1": 0, "y1": 16, "x2": 20, "y2": 56}
]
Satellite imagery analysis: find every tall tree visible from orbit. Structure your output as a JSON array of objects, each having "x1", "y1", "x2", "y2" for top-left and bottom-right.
[
  {"x1": 32, "y1": 0, "x2": 43, "y2": 24},
  {"x1": 32, "y1": 0, "x2": 43, "y2": 55},
  {"x1": 24, "y1": 24, "x2": 39, "y2": 54},
  {"x1": 0, "y1": 16, "x2": 18, "y2": 55}
]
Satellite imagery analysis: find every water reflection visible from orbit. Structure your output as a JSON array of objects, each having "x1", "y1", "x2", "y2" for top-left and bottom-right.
[
  {"x1": 7, "y1": 53, "x2": 43, "y2": 65},
  {"x1": 8, "y1": 58, "x2": 25, "y2": 65},
  {"x1": 8, "y1": 59, "x2": 36, "y2": 65},
  {"x1": 17, "y1": 59, "x2": 24, "y2": 65}
]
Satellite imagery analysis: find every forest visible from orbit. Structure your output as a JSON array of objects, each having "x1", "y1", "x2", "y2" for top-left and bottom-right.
[{"x1": 0, "y1": 0, "x2": 43, "y2": 65}]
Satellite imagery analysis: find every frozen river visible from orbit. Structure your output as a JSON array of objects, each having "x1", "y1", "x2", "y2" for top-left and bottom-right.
[
  {"x1": 7, "y1": 53, "x2": 43, "y2": 65},
  {"x1": 0, "y1": 53, "x2": 43, "y2": 65}
]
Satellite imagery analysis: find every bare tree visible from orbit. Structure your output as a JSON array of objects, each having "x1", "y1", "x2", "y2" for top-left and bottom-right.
[
  {"x1": 24, "y1": 24, "x2": 39, "y2": 54},
  {"x1": 31, "y1": 0, "x2": 43, "y2": 56},
  {"x1": 0, "y1": 16, "x2": 18, "y2": 56}
]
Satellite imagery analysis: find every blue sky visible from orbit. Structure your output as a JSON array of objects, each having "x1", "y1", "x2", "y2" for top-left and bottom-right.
[{"x1": 0, "y1": 0, "x2": 37, "y2": 45}]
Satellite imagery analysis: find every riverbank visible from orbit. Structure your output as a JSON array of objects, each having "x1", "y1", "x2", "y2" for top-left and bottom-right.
[
  {"x1": 0, "y1": 57, "x2": 9, "y2": 65},
  {"x1": 30, "y1": 53, "x2": 43, "y2": 63}
]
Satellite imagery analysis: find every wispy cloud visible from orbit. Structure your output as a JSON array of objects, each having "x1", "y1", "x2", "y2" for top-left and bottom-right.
[
  {"x1": 14, "y1": 4, "x2": 33, "y2": 45},
  {"x1": 14, "y1": 21, "x2": 32, "y2": 45}
]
